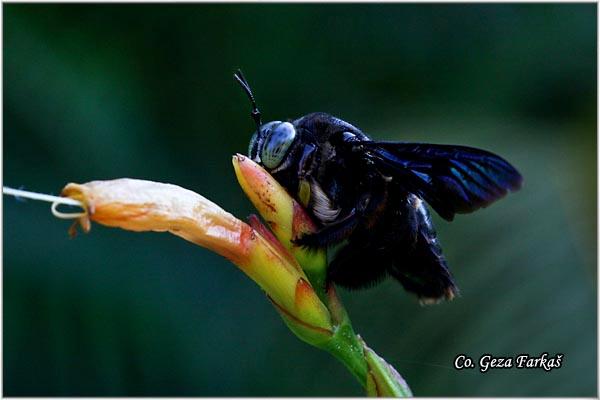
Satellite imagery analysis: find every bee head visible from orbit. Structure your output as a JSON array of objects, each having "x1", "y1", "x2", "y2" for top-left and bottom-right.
[
  {"x1": 234, "y1": 69, "x2": 297, "y2": 170},
  {"x1": 248, "y1": 121, "x2": 297, "y2": 169}
]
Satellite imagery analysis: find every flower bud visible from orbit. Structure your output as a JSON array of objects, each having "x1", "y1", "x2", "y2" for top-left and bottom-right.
[
  {"x1": 361, "y1": 337, "x2": 413, "y2": 397},
  {"x1": 232, "y1": 155, "x2": 327, "y2": 290}
]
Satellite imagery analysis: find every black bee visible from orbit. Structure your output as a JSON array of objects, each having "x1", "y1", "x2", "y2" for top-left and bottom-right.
[{"x1": 234, "y1": 71, "x2": 522, "y2": 303}]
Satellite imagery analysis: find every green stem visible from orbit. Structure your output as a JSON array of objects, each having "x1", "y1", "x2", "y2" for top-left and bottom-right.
[
  {"x1": 285, "y1": 245, "x2": 413, "y2": 395},
  {"x1": 320, "y1": 283, "x2": 412, "y2": 397},
  {"x1": 297, "y1": 250, "x2": 411, "y2": 396},
  {"x1": 324, "y1": 321, "x2": 369, "y2": 386}
]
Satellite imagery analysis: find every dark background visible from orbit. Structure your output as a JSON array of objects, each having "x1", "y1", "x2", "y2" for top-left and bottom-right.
[{"x1": 4, "y1": 4, "x2": 596, "y2": 396}]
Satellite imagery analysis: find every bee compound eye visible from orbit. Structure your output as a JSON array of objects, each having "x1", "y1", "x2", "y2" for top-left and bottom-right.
[
  {"x1": 248, "y1": 131, "x2": 259, "y2": 159},
  {"x1": 247, "y1": 121, "x2": 281, "y2": 163},
  {"x1": 261, "y1": 122, "x2": 297, "y2": 169}
]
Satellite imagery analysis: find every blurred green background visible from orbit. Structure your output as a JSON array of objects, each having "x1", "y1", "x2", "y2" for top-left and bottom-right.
[{"x1": 3, "y1": 3, "x2": 596, "y2": 396}]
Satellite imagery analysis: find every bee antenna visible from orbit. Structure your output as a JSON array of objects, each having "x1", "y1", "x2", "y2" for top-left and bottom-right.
[{"x1": 234, "y1": 69, "x2": 262, "y2": 130}]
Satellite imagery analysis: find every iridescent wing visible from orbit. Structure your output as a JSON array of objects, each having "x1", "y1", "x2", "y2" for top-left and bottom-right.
[{"x1": 360, "y1": 141, "x2": 523, "y2": 221}]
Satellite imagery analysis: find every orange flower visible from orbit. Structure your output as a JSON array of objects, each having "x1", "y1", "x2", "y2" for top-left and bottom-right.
[
  {"x1": 61, "y1": 178, "x2": 332, "y2": 345},
  {"x1": 59, "y1": 159, "x2": 412, "y2": 396}
]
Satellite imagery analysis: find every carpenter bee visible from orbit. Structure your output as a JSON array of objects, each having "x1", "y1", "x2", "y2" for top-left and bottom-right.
[{"x1": 234, "y1": 70, "x2": 522, "y2": 303}]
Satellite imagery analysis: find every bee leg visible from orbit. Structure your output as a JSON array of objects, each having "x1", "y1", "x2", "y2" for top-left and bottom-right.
[
  {"x1": 297, "y1": 143, "x2": 317, "y2": 177},
  {"x1": 327, "y1": 241, "x2": 389, "y2": 289},
  {"x1": 294, "y1": 186, "x2": 387, "y2": 249},
  {"x1": 292, "y1": 209, "x2": 360, "y2": 248}
]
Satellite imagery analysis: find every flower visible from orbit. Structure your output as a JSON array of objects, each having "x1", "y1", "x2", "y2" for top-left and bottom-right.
[
  {"x1": 60, "y1": 158, "x2": 413, "y2": 397},
  {"x1": 61, "y1": 177, "x2": 333, "y2": 346}
]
